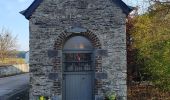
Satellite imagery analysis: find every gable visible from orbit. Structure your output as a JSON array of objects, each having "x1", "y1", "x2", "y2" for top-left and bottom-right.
[
  {"x1": 113, "y1": 0, "x2": 133, "y2": 15},
  {"x1": 20, "y1": 0, "x2": 133, "y2": 20},
  {"x1": 20, "y1": 0, "x2": 43, "y2": 19}
]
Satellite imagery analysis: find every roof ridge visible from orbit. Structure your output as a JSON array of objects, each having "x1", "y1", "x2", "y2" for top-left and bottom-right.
[
  {"x1": 114, "y1": 0, "x2": 133, "y2": 15},
  {"x1": 21, "y1": 0, "x2": 133, "y2": 19},
  {"x1": 20, "y1": 0, "x2": 43, "y2": 19}
]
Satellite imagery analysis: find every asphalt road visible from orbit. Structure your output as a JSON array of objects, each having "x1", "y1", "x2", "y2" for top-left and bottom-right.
[{"x1": 0, "y1": 73, "x2": 29, "y2": 99}]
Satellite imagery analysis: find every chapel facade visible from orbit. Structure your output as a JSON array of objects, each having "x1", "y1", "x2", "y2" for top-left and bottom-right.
[{"x1": 21, "y1": 0, "x2": 132, "y2": 100}]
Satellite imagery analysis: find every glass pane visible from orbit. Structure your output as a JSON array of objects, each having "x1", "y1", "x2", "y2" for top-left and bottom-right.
[
  {"x1": 64, "y1": 53, "x2": 91, "y2": 61},
  {"x1": 63, "y1": 53, "x2": 93, "y2": 72},
  {"x1": 63, "y1": 36, "x2": 93, "y2": 50}
]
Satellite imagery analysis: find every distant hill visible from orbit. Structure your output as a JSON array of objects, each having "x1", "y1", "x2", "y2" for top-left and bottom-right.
[{"x1": 17, "y1": 51, "x2": 27, "y2": 58}]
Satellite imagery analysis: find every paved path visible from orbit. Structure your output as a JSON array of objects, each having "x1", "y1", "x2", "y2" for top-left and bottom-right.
[{"x1": 0, "y1": 73, "x2": 29, "y2": 99}]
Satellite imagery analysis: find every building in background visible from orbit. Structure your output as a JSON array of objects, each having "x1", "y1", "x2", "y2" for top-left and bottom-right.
[{"x1": 25, "y1": 51, "x2": 29, "y2": 64}]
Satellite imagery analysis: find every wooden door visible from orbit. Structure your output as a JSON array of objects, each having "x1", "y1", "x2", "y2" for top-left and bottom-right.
[
  {"x1": 62, "y1": 36, "x2": 95, "y2": 100},
  {"x1": 64, "y1": 73, "x2": 93, "y2": 100}
]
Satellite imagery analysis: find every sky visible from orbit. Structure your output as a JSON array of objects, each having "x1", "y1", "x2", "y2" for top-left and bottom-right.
[
  {"x1": 0, "y1": 0, "x2": 144, "y2": 51},
  {"x1": 0, "y1": 0, "x2": 34, "y2": 51}
]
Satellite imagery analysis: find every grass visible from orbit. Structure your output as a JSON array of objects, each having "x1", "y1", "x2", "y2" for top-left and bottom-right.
[{"x1": 0, "y1": 58, "x2": 26, "y2": 66}]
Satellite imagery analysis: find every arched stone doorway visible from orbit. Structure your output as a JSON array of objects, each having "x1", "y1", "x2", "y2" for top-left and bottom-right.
[
  {"x1": 62, "y1": 36, "x2": 94, "y2": 100},
  {"x1": 53, "y1": 28, "x2": 104, "y2": 100}
]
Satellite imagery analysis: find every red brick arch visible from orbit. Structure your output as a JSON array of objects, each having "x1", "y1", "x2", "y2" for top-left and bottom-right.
[
  {"x1": 52, "y1": 30, "x2": 102, "y2": 95},
  {"x1": 54, "y1": 31, "x2": 102, "y2": 50}
]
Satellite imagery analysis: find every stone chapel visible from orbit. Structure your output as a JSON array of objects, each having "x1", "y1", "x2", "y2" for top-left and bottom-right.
[{"x1": 21, "y1": 0, "x2": 133, "y2": 100}]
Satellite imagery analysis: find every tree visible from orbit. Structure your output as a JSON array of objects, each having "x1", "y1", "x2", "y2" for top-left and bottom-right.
[
  {"x1": 0, "y1": 28, "x2": 18, "y2": 61},
  {"x1": 127, "y1": 2, "x2": 170, "y2": 91}
]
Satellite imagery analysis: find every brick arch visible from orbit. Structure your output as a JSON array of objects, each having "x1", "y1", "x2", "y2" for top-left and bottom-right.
[
  {"x1": 52, "y1": 30, "x2": 102, "y2": 96},
  {"x1": 54, "y1": 31, "x2": 102, "y2": 50}
]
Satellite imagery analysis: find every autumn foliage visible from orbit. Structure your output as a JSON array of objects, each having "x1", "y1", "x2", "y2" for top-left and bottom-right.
[{"x1": 127, "y1": 2, "x2": 170, "y2": 91}]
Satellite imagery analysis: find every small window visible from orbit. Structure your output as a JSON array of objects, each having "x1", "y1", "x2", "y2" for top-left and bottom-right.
[
  {"x1": 63, "y1": 36, "x2": 94, "y2": 72},
  {"x1": 63, "y1": 36, "x2": 93, "y2": 50},
  {"x1": 63, "y1": 53, "x2": 93, "y2": 72}
]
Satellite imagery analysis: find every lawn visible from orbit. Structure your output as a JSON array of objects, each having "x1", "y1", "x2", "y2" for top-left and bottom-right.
[{"x1": 0, "y1": 58, "x2": 25, "y2": 66}]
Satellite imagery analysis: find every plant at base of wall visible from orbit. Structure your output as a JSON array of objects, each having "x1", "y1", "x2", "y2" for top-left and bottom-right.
[
  {"x1": 105, "y1": 92, "x2": 116, "y2": 100},
  {"x1": 39, "y1": 96, "x2": 49, "y2": 100}
]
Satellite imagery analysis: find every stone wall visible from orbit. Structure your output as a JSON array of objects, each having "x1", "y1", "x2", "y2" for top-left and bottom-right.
[
  {"x1": 29, "y1": 0, "x2": 127, "y2": 100},
  {"x1": 0, "y1": 64, "x2": 29, "y2": 77}
]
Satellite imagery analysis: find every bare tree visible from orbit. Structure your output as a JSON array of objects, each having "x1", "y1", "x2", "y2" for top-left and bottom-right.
[
  {"x1": 0, "y1": 28, "x2": 18, "y2": 61},
  {"x1": 124, "y1": 0, "x2": 170, "y2": 13},
  {"x1": 149, "y1": 0, "x2": 170, "y2": 3}
]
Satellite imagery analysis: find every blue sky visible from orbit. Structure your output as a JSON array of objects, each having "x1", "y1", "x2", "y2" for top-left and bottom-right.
[
  {"x1": 0, "y1": 0, "x2": 141, "y2": 51},
  {"x1": 0, "y1": 0, "x2": 34, "y2": 51}
]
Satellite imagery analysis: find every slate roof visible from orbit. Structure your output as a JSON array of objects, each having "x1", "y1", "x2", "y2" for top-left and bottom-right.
[{"x1": 20, "y1": 0, "x2": 133, "y2": 19}]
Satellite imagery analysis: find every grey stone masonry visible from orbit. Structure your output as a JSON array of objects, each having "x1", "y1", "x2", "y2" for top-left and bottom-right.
[{"x1": 28, "y1": 0, "x2": 128, "y2": 100}]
